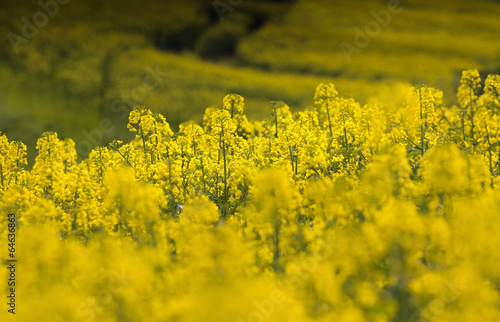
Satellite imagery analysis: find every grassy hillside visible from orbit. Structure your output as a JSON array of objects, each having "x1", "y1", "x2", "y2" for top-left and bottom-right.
[{"x1": 238, "y1": 0, "x2": 500, "y2": 87}]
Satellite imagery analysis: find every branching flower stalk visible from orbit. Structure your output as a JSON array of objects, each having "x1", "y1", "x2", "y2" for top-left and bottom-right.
[{"x1": 314, "y1": 83, "x2": 338, "y2": 138}]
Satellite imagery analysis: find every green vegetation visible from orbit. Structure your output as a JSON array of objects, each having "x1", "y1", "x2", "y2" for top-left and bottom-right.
[{"x1": 238, "y1": 0, "x2": 500, "y2": 86}]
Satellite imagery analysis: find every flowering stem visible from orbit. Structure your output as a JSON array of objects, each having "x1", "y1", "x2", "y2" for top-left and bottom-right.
[
  {"x1": 470, "y1": 88, "x2": 476, "y2": 147},
  {"x1": 288, "y1": 145, "x2": 294, "y2": 173},
  {"x1": 343, "y1": 125, "x2": 349, "y2": 149},
  {"x1": 485, "y1": 125, "x2": 495, "y2": 182},
  {"x1": 419, "y1": 90, "x2": 426, "y2": 156},
  {"x1": 200, "y1": 157, "x2": 206, "y2": 194},
  {"x1": 219, "y1": 119, "x2": 228, "y2": 209},
  {"x1": 111, "y1": 145, "x2": 135, "y2": 170},
  {"x1": 139, "y1": 124, "x2": 148, "y2": 162},
  {"x1": 326, "y1": 101, "x2": 333, "y2": 137},
  {"x1": 460, "y1": 113, "x2": 466, "y2": 142},
  {"x1": 223, "y1": 139, "x2": 228, "y2": 203}
]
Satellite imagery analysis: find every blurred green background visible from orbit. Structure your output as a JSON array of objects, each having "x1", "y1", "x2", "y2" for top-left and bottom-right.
[{"x1": 1, "y1": 0, "x2": 500, "y2": 162}]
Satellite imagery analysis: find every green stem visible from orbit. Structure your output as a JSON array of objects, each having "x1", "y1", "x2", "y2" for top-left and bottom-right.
[
  {"x1": 111, "y1": 145, "x2": 135, "y2": 171},
  {"x1": 419, "y1": 90, "x2": 426, "y2": 156},
  {"x1": 485, "y1": 125, "x2": 495, "y2": 180},
  {"x1": 343, "y1": 124, "x2": 349, "y2": 149},
  {"x1": 460, "y1": 112, "x2": 466, "y2": 143},
  {"x1": 288, "y1": 145, "x2": 294, "y2": 173},
  {"x1": 140, "y1": 125, "x2": 148, "y2": 163},
  {"x1": 470, "y1": 88, "x2": 476, "y2": 146},
  {"x1": 295, "y1": 153, "x2": 298, "y2": 177},
  {"x1": 220, "y1": 120, "x2": 228, "y2": 207},
  {"x1": 326, "y1": 101, "x2": 333, "y2": 137},
  {"x1": 200, "y1": 157, "x2": 206, "y2": 194},
  {"x1": 223, "y1": 140, "x2": 228, "y2": 203}
]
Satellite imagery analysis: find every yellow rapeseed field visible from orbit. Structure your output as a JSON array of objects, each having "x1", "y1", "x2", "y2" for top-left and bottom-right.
[{"x1": 1, "y1": 69, "x2": 500, "y2": 321}]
